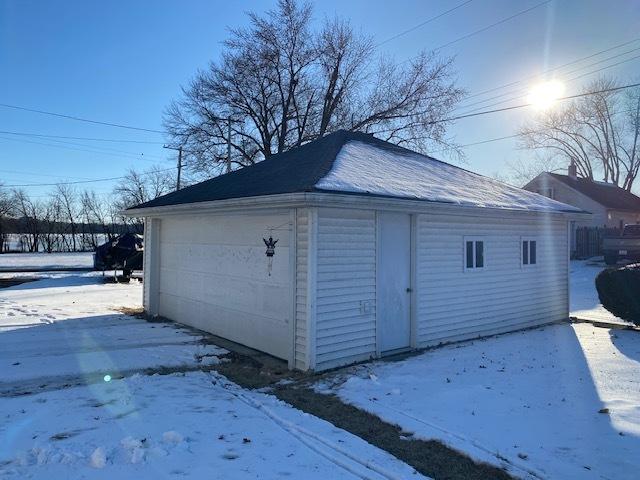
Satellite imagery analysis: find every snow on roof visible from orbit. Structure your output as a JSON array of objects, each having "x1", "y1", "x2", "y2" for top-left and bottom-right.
[
  {"x1": 129, "y1": 130, "x2": 582, "y2": 214},
  {"x1": 316, "y1": 140, "x2": 581, "y2": 213}
]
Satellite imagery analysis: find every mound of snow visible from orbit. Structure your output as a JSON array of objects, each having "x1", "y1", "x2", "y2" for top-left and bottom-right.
[
  {"x1": 89, "y1": 447, "x2": 107, "y2": 469},
  {"x1": 162, "y1": 431, "x2": 184, "y2": 444},
  {"x1": 316, "y1": 140, "x2": 581, "y2": 213}
]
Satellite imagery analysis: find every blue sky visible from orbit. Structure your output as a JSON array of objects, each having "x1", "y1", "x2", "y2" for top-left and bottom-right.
[{"x1": 1, "y1": 0, "x2": 638, "y2": 199}]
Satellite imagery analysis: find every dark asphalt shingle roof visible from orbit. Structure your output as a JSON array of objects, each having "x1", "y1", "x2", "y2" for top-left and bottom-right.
[
  {"x1": 128, "y1": 130, "x2": 420, "y2": 210},
  {"x1": 549, "y1": 173, "x2": 640, "y2": 211},
  {"x1": 127, "y1": 129, "x2": 578, "y2": 213}
]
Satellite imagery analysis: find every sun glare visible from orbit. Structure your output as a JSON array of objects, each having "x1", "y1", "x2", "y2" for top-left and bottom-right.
[{"x1": 527, "y1": 80, "x2": 565, "y2": 110}]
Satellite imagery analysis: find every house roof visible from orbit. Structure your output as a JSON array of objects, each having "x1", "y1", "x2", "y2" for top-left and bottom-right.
[
  {"x1": 129, "y1": 130, "x2": 580, "y2": 214},
  {"x1": 548, "y1": 173, "x2": 640, "y2": 212}
]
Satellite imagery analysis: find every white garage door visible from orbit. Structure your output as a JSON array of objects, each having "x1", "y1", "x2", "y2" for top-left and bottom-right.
[{"x1": 157, "y1": 212, "x2": 291, "y2": 360}]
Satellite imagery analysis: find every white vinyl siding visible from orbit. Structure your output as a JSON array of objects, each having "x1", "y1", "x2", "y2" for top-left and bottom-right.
[
  {"x1": 142, "y1": 218, "x2": 152, "y2": 310},
  {"x1": 143, "y1": 217, "x2": 160, "y2": 315},
  {"x1": 145, "y1": 200, "x2": 571, "y2": 373},
  {"x1": 416, "y1": 213, "x2": 568, "y2": 346},
  {"x1": 156, "y1": 211, "x2": 292, "y2": 360},
  {"x1": 294, "y1": 208, "x2": 309, "y2": 370},
  {"x1": 314, "y1": 208, "x2": 376, "y2": 370}
]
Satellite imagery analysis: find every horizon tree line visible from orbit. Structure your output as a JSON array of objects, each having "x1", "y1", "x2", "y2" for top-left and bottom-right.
[{"x1": 0, "y1": 166, "x2": 176, "y2": 253}]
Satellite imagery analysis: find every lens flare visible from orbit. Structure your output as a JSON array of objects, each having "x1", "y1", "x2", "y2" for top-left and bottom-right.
[{"x1": 527, "y1": 80, "x2": 565, "y2": 110}]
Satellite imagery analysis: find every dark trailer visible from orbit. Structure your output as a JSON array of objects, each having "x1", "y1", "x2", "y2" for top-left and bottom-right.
[{"x1": 94, "y1": 233, "x2": 143, "y2": 280}]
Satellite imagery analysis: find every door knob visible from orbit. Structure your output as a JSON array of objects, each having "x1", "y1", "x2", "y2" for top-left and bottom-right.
[{"x1": 406, "y1": 288, "x2": 412, "y2": 293}]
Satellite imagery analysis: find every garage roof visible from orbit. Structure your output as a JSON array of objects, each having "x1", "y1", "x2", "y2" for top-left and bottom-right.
[{"x1": 129, "y1": 130, "x2": 580, "y2": 213}]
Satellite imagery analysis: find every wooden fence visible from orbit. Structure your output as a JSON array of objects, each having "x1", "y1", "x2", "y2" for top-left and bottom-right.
[{"x1": 574, "y1": 226, "x2": 620, "y2": 259}]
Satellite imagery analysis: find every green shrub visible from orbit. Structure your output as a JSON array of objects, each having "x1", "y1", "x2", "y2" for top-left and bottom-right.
[{"x1": 595, "y1": 264, "x2": 640, "y2": 325}]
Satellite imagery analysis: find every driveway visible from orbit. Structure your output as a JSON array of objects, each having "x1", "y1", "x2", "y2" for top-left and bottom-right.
[{"x1": 0, "y1": 274, "x2": 422, "y2": 479}]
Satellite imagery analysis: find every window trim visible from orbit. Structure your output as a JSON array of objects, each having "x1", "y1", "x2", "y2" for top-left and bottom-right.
[
  {"x1": 521, "y1": 237, "x2": 538, "y2": 268},
  {"x1": 463, "y1": 236, "x2": 486, "y2": 272},
  {"x1": 536, "y1": 187, "x2": 555, "y2": 200}
]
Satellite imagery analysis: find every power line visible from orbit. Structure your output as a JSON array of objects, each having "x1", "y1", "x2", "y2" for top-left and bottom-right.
[
  {"x1": 456, "y1": 52, "x2": 640, "y2": 116},
  {"x1": 0, "y1": 1, "x2": 556, "y2": 158},
  {"x1": 0, "y1": 0, "x2": 559, "y2": 156},
  {"x1": 432, "y1": 82, "x2": 640, "y2": 124},
  {"x1": 0, "y1": 168, "x2": 93, "y2": 181},
  {"x1": 9, "y1": 83, "x2": 640, "y2": 189},
  {"x1": 429, "y1": 107, "x2": 637, "y2": 155},
  {"x1": 388, "y1": 0, "x2": 551, "y2": 68},
  {"x1": 2, "y1": 166, "x2": 177, "y2": 188},
  {"x1": 0, "y1": 103, "x2": 166, "y2": 134},
  {"x1": 375, "y1": 0, "x2": 475, "y2": 48},
  {"x1": 0, "y1": 130, "x2": 164, "y2": 144},
  {"x1": 456, "y1": 46, "x2": 640, "y2": 114},
  {"x1": 0, "y1": 135, "x2": 170, "y2": 163},
  {"x1": 371, "y1": 82, "x2": 640, "y2": 133},
  {"x1": 431, "y1": 0, "x2": 551, "y2": 53},
  {"x1": 462, "y1": 36, "x2": 640, "y2": 102},
  {"x1": 0, "y1": 102, "x2": 241, "y2": 134}
]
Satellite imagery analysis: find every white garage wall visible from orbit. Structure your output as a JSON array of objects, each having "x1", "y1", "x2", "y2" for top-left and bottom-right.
[
  {"x1": 415, "y1": 213, "x2": 569, "y2": 346},
  {"x1": 156, "y1": 211, "x2": 292, "y2": 360},
  {"x1": 314, "y1": 208, "x2": 377, "y2": 371},
  {"x1": 146, "y1": 202, "x2": 570, "y2": 372},
  {"x1": 142, "y1": 218, "x2": 152, "y2": 311},
  {"x1": 143, "y1": 217, "x2": 161, "y2": 315}
]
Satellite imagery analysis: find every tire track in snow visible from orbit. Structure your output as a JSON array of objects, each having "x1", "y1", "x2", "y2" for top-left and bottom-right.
[
  {"x1": 367, "y1": 400, "x2": 545, "y2": 480},
  {"x1": 214, "y1": 373, "x2": 425, "y2": 480}
]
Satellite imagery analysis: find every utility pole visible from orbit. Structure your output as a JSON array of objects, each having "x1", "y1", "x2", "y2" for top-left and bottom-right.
[
  {"x1": 176, "y1": 146, "x2": 183, "y2": 190},
  {"x1": 163, "y1": 145, "x2": 183, "y2": 191},
  {"x1": 227, "y1": 116, "x2": 232, "y2": 174}
]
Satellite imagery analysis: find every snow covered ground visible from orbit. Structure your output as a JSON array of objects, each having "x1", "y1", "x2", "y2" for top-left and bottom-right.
[
  {"x1": 0, "y1": 252, "x2": 94, "y2": 271},
  {"x1": 1, "y1": 371, "x2": 422, "y2": 479},
  {"x1": 1, "y1": 256, "x2": 634, "y2": 479},
  {"x1": 318, "y1": 323, "x2": 640, "y2": 479},
  {"x1": 0, "y1": 274, "x2": 422, "y2": 479},
  {"x1": 570, "y1": 259, "x2": 627, "y2": 324},
  {"x1": 0, "y1": 275, "x2": 224, "y2": 392}
]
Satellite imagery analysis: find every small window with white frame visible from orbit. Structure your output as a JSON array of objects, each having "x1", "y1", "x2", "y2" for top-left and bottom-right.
[
  {"x1": 521, "y1": 237, "x2": 537, "y2": 266},
  {"x1": 536, "y1": 188, "x2": 555, "y2": 199},
  {"x1": 464, "y1": 237, "x2": 485, "y2": 271}
]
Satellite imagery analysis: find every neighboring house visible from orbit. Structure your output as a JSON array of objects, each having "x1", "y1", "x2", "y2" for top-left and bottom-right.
[
  {"x1": 524, "y1": 165, "x2": 640, "y2": 230},
  {"x1": 126, "y1": 130, "x2": 584, "y2": 372}
]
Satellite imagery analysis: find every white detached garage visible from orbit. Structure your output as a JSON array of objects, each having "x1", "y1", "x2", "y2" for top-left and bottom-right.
[{"x1": 127, "y1": 130, "x2": 584, "y2": 371}]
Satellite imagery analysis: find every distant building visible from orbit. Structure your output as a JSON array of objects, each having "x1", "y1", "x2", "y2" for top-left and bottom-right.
[
  {"x1": 524, "y1": 164, "x2": 640, "y2": 229},
  {"x1": 524, "y1": 164, "x2": 640, "y2": 255}
]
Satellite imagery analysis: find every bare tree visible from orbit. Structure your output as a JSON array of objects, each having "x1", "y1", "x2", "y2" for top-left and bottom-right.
[
  {"x1": 12, "y1": 189, "x2": 43, "y2": 252},
  {"x1": 504, "y1": 155, "x2": 565, "y2": 187},
  {"x1": 113, "y1": 167, "x2": 175, "y2": 209},
  {"x1": 80, "y1": 190, "x2": 118, "y2": 249},
  {"x1": 53, "y1": 184, "x2": 79, "y2": 251},
  {"x1": 519, "y1": 77, "x2": 640, "y2": 191},
  {"x1": 39, "y1": 196, "x2": 61, "y2": 253},
  {"x1": 112, "y1": 166, "x2": 175, "y2": 231},
  {"x1": 0, "y1": 184, "x2": 13, "y2": 253},
  {"x1": 164, "y1": 0, "x2": 464, "y2": 177}
]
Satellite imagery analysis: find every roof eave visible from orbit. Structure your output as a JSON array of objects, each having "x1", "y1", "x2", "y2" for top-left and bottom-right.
[
  {"x1": 124, "y1": 191, "x2": 589, "y2": 219},
  {"x1": 549, "y1": 173, "x2": 640, "y2": 211}
]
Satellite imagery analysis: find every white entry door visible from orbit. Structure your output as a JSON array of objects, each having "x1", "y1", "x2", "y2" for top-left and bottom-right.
[{"x1": 377, "y1": 212, "x2": 412, "y2": 353}]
